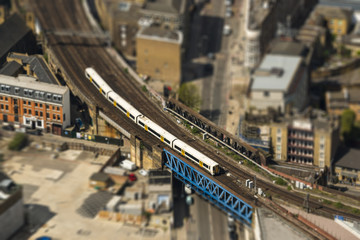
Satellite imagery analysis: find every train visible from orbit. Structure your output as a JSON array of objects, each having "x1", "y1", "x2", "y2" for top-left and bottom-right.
[{"x1": 85, "y1": 67, "x2": 220, "y2": 175}]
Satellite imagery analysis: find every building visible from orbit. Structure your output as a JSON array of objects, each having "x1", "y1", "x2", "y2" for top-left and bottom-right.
[
  {"x1": 314, "y1": 5, "x2": 353, "y2": 36},
  {"x1": 270, "y1": 112, "x2": 340, "y2": 169},
  {"x1": 326, "y1": 88, "x2": 360, "y2": 121},
  {"x1": 0, "y1": 172, "x2": 24, "y2": 240},
  {"x1": 334, "y1": 147, "x2": 360, "y2": 183},
  {"x1": 244, "y1": 0, "x2": 317, "y2": 68},
  {"x1": 95, "y1": 1, "x2": 142, "y2": 57},
  {"x1": 136, "y1": 26, "x2": 182, "y2": 88},
  {"x1": 0, "y1": 70, "x2": 71, "y2": 134},
  {"x1": 89, "y1": 172, "x2": 112, "y2": 190},
  {"x1": 247, "y1": 54, "x2": 308, "y2": 113},
  {"x1": 341, "y1": 34, "x2": 360, "y2": 57},
  {"x1": 0, "y1": 14, "x2": 37, "y2": 65},
  {"x1": 147, "y1": 170, "x2": 171, "y2": 213}
]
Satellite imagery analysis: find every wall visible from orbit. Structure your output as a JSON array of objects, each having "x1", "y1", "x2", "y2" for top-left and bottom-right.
[
  {"x1": 0, "y1": 192, "x2": 24, "y2": 240},
  {"x1": 137, "y1": 37, "x2": 181, "y2": 89}
]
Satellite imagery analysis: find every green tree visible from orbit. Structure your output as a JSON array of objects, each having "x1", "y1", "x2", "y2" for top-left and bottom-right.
[
  {"x1": 178, "y1": 83, "x2": 201, "y2": 111},
  {"x1": 341, "y1": 109, "x2": 356, "y2": 145},
  {"x1": 8, "y1": 133, "x2": 28, "y2": 151}
]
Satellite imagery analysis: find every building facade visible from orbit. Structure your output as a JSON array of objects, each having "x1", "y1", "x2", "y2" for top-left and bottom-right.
[
  {"x1": 326, "y1": 88, "x2": 360, "y2": 121},
  {"x1": 248, "y1": 54, "x2": 308, "y2": 113},
  {"x1": 270, "y1": 116, "x2": 340, "y2": 170},
  {"x1": 334, "y1": 148, "x2": 360, "y2": 183},
  {"x1": 136, "y1": 26, "x2": 182, "y2": 89},
  {"x1": 0, "y1": 74, "x2": 70, "y2": 134}
]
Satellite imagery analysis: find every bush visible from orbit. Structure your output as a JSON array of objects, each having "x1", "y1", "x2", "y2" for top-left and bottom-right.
[
  {"x1": 334, "y1": 202, "x2": 344, "y2": 209},
  {"x1": 341, "y1": 109, "x2": 356, "y2": 144},
  {"x1": 287, "y1": 185, "x2": 292, "y2": 191},
  {"x1": 275, "y1": 177, "x2": 287, "y2": 186},
  {"x1": 8, "y1": 133, "x2": 28, "y2": 151}
]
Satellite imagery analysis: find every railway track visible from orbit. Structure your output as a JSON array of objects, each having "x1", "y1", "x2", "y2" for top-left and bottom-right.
[{"x1": 29, "y1": 0, "x2": 360, "y2": 223}]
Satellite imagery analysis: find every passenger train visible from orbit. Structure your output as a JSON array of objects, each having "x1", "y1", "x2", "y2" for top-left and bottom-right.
[{"x1": 85, "y1": 67, "x2": 220, "y2": 175}]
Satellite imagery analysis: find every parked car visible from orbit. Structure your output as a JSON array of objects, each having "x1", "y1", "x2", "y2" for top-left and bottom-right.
[
  {"x1": 139, "y1": 169, "x2": 148, "y2": 176},
  {"x1": 223, "y1": 24, "x2": 232, "y2": 36},
  {"x1": 128, "y1": 173, "x2": 137, "y2": 182},
  {"x1": 2, "y1": 125, "x2": 14, "y2": 131}
]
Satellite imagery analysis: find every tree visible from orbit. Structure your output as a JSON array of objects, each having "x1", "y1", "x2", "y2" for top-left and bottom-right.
[
  {"x1": 341, "y1": 109, "x2": 356, "y2": 145},
  {"x1": 178, "y1": 83, "x2": 201, "y2": 111},
  {"x1": 8, "y1": 133, "x2": 28, "y2": 151}
]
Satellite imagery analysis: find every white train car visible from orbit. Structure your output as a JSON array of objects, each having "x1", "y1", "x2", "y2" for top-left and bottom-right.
[
  {"x1": 108, "y1": 91, "x2": 142, "y2": 122},
  {"x1": 84, "y1": 68, "x2": 113, "y2": 98},
  {"x1": 137, "y1": 115, "x2": 177, "y2": 147},
  {"x1": 172, "y1": 139, "x2": 220, "y2": 175}
]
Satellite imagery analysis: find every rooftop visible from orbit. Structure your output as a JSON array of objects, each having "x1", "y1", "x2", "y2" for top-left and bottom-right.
[
  {"x1": 0, "y1": 14, "x2": 31, "y2": 61},
  {"x1": 7, "y1": 53, "x2": 59, "y2": 85},
  {"x1": 137, "y1": 26, "x2": 183, "y2": 44},
  {"x1": 251, "y1": 54, "x2": 302, "y2": 91},
  {"x1": 90, "y1": 172, "x2": 110, "y2": 182},
  {"x1": 335, "y1": 147, "x2": 360, "y2": 171},
  {"x1": 143, "y1": 0, "x2": 184, "y2": 15},
  {"x1": 327, "y1": 88, "x2": 360, "y2": 103},
  {"x1": 0, "y1": 61, "x2": 22, "y2": 76},
  {"x1": 315, "y1": 4, "x2": 353, "y2": 21},
  {"x1": 0, "y1": 74, "x2": 68, "y2": 95},
  {"x1": 247, "y1": 0, "x2": 273, "y2": 30}
]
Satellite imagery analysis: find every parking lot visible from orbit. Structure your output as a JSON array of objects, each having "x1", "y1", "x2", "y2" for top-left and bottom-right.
[{"x1": 0, "y1": 134, "x2": 169, "y2": 240}]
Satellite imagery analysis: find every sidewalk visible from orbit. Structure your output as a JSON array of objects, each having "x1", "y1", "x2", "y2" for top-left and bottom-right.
[{"x1": 225, "y1": 0, "x2": 250, "y2": 135}]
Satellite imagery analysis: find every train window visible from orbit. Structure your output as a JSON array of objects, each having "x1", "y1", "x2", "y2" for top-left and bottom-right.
[
  {"x1": 130, "y1": 114, "x2": 134, "y2": 120},
  {"x1": 109, "y1": 97, "x2": 114, "y2": 102},
  {"x1": 164, "y1": 139, "x2": 170, "y2": 144},
  {"x1": 203, "y1": 163, "x2": 209, "y2": 169},
  {"x1": 93, "y1": 81, "x2": 99, "y2": 89},
  {"x1": 185, "y1": 152, "x2": 199, "y2": 163},
  {"x1": 138, "y1": 121, "x2": 144, "y2": 126},
  {"x1": 149, "y1": 127, "x2": 160, "y2": 138},
  {"x1": 118, "y1": 105, "x2": 126, "y2": 113},
  {"x1": 174, "y1": 145, "x2": 181, "y2": 151}
]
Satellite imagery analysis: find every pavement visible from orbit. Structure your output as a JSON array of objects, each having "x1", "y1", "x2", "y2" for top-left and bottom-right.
[{"x1": 283, "y1": 205, "x2": 359, "y2": 240}]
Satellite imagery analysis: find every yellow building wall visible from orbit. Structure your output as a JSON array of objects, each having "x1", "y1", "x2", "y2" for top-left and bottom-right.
[
  {"x1": 137, "y1": 37, "x2": 181, "y2": 89},
  {"x1": 327, "y1": 18, "x2": 348, "y2": 36},
  {"x1": 270, "y1": 124, "x2": 288, "y2": 161}
]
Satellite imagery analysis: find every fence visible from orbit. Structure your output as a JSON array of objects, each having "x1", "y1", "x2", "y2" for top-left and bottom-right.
[{"x1": 62, "y1": 130, "x2": 123, "y2": 146}]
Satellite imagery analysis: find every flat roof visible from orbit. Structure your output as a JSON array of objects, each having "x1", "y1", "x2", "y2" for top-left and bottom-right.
[
  {"x1": 137, "y1": 26, "x2": 183, "y2": 44},
  {"x1": 0, "y1": 74, "x2": 68, "y2": 95},
  {"x1": 143, "y1": 0, "x2": 183, "y2": 14},
  {"x1": 251, "y1": 54, "x2": 302, "y2": 91},
  {"x1": 0, "y1": 61, "x2": 22, "y2": 76}
]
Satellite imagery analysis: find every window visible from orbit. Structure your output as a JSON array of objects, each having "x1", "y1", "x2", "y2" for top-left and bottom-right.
[
  {"x1": 57, "y1": 115, "x2": 60, "y2": 120},
  {"x1": 1, "y1": 85, "x2": 4, "y2": 91},
  {"x1": 26, "y1": 119, "x2": 30, "y2": 124},
  {"x1": 0, "y1": 104, "x2": 3, "y2": 109},
  {"x1": 37, "y1": 120, "x2": 42, "y2": 127},
  {"x1": 53, "y1": 95, "x2": 57, "y2": 101},
  {"x1": 24, "y1": 109, "x2": 27, "y2": 114},
  {"x1": 56, "y1": 106, "x2": 60, "y2": 111},
  {"x1": 0, "y1": 97, "x2": 2, "y2": 100},
  {"x1": 263, "y1": 91, "x2": 269, "y2": 97},
  {"x1": 320, "y1": 152, "x2": 324, "y2": 159},
  {"x1": 276, "y1": 145, "x2": 281, "y2": 151},
  {"x1": 35, "y1": 91, "x2": 39, "y2": 98},
  {"x1": 53, "y1": 114, "x2": 56, "y2": 119},
  {"x1": 28, "y1": 109, "x2": 31, "y2": 114},
  {"x1": 35, "y1": 111, "x2": 38, "y2": 116},
  {"x1": 5, "y1": 86, "x2": 10, "y2": 92},
  {"x1": 35, "y1": 103, "x2": 38, "y2": 107},
  {"x1": 47, "y1": 94, "x2": 51, "y2": 100},
  {"x1": 28, "y1": 101, "x2": 31, "y2": 106},
  {"x1": 277, "y1": 128, "x2": 281, "y2": 134},
  {"x1": 277, "y1": 154, "x2": 281, "y2": 159},
  {"x1": 39, "y1": 103, "x2": 42, "y2": 108},
  {"x1": 28, "y1": 90, "x2": 33, "y2": 96},
  {"x1": 14, "y1": 88, "x2": 20, "y2": 94},
  {"x1": 40, "y1": 112, "x2": 43, "y2": 117},
  {"x1": 39, "y1": 92, "x2": 44, "y2": 98},
  {"x1": 5, "y1": 105, "x2": 8, "y2": 110},
  {"x1": 277, "y1": 137, "x2": 281, "y2": 142},
  {"x1": 320, "y1": 144, "x2": 324, "y2": 150},
  {"x1": 4, "y1": 97, "x2": 7, "y2": 101},
  {"x1": 63, "y1": 114, "x2": 66, "y2": 121},
  {"x1": 15, "y1": 115, "x2": 18, "y2": 122},
  {"x1": 46, "y1": 113, "x2": 49, "y2": 118},
  {"x1": 46, "y1": 105, "x2": 49, "y2": 109},
  {"x1": 24, "y1": 89, "x2": 28, "y2": 96},
  {"x1": 58, "y1": 96, "x2": 62, "y2": 102}
]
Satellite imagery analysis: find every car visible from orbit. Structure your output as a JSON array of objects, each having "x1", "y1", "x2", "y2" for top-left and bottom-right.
[
  {"x1": 225, "y1": 7, "x2": 233, "y2": 18},
  {"x1": 225, "y1": 0, "x2": 233, "y2": 6},
  {"x1": 139, "y1": 169, "x2": 148, "y2": 176},
  {"x1": 207, "y1": 52, "x2": 215, "y2": 60},
  {"x1": 128, "y1": 173, "x2": 137, "y2": 182},
  {"x1": 223, "y1": 25, "x2": 232, "y2": 36},
  {"x1": 26, "y1": 129, "x2": 42, "y2": 136},
  {"x1": 2, "y1": 125, "x2": 14, "y2": 131}
]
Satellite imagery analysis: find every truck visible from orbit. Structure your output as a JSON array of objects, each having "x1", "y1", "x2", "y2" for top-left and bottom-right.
[{"x1": 119, "y1": 160, "x2": 136, "y2": 171}]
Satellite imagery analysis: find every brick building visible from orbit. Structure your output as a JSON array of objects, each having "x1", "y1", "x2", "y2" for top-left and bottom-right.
[{"x1": 0, "y1": 74, "x2": 71, "y2": 134}]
